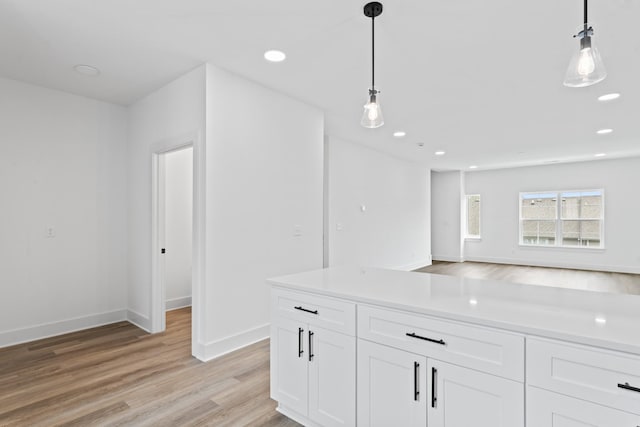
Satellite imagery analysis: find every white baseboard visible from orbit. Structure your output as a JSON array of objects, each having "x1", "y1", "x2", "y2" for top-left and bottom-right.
[
  {"x1": 432, "y1": 255, "x2": 465, "y2": 263},
  {"x1": 0, "y1": 310, "x2": 127, "y2": 349},
  {"x1": 199, "y1": 324, "x2": 270, "y2": 362},
  {"x1": 126, "y1": 309, "x2": 151, "y2": 333},
  {"x1": 166, "y1": 296, "x2": 192, "y2": 311},
  {"x1": 465, "y1": 256, "x2": 640, "y2": 274},
  {"x1": 393, "y1": 259, "x2": 433, "y2": 272}
]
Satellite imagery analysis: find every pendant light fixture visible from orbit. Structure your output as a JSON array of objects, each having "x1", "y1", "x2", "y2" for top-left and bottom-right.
[
  {"x1": 361, "y1": 2, "x2": 384, "y2": 128},
  {"x1": 563, "y1": 0, "x2": 606, "y2": 87}
]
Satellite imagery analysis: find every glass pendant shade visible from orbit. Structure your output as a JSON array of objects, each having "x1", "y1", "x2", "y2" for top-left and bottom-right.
[
  {"x1": 564, "y1": 27, "x2": 606, "y2": 87},
  {"x1": 361, "y1": 92, "x2": 384, "y2": 128}
]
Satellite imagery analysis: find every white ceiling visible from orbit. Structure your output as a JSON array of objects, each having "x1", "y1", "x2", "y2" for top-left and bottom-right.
[{"x1": 1, "y1": 0, "x2": 639, "y2": 170}]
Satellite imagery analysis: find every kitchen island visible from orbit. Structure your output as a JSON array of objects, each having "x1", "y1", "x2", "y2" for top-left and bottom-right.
[{"x1": 268, "y1": 267, "x2": 640, "y2": 427}]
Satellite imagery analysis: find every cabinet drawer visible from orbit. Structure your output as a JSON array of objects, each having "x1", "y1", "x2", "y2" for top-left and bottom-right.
[
  {"x1": 358, "y1": 304, "x2": 524, "y2": 381},
  {"x1": 527, "y1": 338, "x2": 640, "y2": 415},
  {"x1": 271, "y1": 288, "x2": 356, "y2": 336},
  {"x1": 527, "y1": 386, "x2": 640, "y2": 427}
]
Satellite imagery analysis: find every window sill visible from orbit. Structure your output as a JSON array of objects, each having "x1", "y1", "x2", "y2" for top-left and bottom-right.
[
  {"x1": 519, "y1": 244, "x2": 605, "y2": 251},
  {"x1": 465, "y1": 237, "x2": 482, "y2": 241}
]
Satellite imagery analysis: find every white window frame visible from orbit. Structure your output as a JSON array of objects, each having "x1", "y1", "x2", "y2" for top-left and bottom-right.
[
  {"x1": 519, "y1": 189, "x2": 605, "y2": 249},
  {"x1": 465, "y1": 194, "x2": 481, "y2": 240}
]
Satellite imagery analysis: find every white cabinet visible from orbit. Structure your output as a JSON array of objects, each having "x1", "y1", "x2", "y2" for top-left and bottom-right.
[
  {"x1": 428, "y1": 360, "x2": 524, "y2": 427},
  {"x1": 357, "y1": 339, "x2": 427, "y2": 427},
  {"x1": 270, "y1": 289, "x2": 356, "y2": 427},
  {"x1": 527, "y1": 386, "x2": 640, "y2": 427}
]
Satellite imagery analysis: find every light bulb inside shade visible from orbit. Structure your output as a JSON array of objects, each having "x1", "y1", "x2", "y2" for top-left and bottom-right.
[
  {"x1": 564, "y1": 32, "x2": 606, "y2": 87},
  {"x1": 361, "y1": 95, "x2": 384, "y2": 128}
]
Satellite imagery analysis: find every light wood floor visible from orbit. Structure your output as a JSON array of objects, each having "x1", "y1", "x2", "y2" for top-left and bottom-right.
[
  {"x1": 416, "y1": 261, "x2": 640, "y2": 295},
  {"x1": 0, "y1": 307, "x2": 299, "y2": 427}
]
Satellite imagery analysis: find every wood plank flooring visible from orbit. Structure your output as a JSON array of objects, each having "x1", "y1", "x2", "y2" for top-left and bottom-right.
[
  {"x1": 416, "y1": 261, "x2": 640, "y2": 295},
  {"x1": 0, "y1": 308, "x2": 299, "y2": 427}
]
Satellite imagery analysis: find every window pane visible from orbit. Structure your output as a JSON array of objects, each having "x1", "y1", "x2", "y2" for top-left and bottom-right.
[
  {"x1": 466, "y1": 195, "x2": 480, "y2": 237},
  {"x1": 561, "y1": 191, "x2": 602, "y2": 219},
  {"x1": 522, "y1": 220, "x2": 556, "y2": 245},
  {"x1": 562, "y1": 220, "x2": 602, "y2": 247},
  {"x1": 521, "y1": 194, "x2": 557, "y2": 220}
]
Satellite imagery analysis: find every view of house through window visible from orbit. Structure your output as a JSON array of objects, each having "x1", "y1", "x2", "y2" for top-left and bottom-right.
[
  {"x1": 465, "y1": 194, "x2": 481, "y2": 238},
  {"x1": 520, "y1": 190, "x2": 603, "y2": 248}
]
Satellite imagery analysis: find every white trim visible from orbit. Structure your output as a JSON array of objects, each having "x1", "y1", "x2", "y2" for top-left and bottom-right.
[
  {"x1": 276, "y1": 405, "x2": 323, "y2": 427},
  {"x1": 199, "y1": 324, "x2": 270, "y2": 362},
  {"x1": 0, "y1": 310, "x2": 127, "y2": 349},
  {"x1": 464, "y1": 255, "x2": 640, "y2": 274},
  {"x1": 166, "y1": 296, "x2": 192, "y2": 311},
  {"x1": 126, "y1": 309, "x2": 151, "y2": 332},
  {"x1": 432, "y1": 255, "x2": 466, "y2": 263},
  {"x1": 393, "y1": 259, "x2": 432, "y2": 271}
]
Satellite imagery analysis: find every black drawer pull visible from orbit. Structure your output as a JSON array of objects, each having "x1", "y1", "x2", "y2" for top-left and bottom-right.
[
  {"x1": 406, "y1": 332, "x2": 446, "y2": 346},
  {"x1": 414, "y1": 362, "x2": 420, "y2": 401},
  {"x1": 618, "y1": 382, "x2": 640, "y2": 393},
  {"x1": 294, "y1": 306, "x2": 319, "y2": 315}
]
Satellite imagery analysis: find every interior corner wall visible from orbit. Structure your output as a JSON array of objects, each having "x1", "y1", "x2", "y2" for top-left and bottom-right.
[
  {"x1": 164, "y1": 147, "x2": 193, "y2": 310},
  {"x1": 127, "y1": 65, "x2": 206, "y2": 330},
  {"x1": 327, "y1": 136, "x2": 431, "y2": 271},
  {"x1": 431, "y1": 170, "x2": 464, "y2": 262},
  {"x1": 0, "y1": 77, "x2": 128, "y2": 347},
  {"x1": 464, "y1": 158, "x2": 640, "y2": 273},
  {"x1": 204, "y1": 64, "x2": 324, "y2": 360}
]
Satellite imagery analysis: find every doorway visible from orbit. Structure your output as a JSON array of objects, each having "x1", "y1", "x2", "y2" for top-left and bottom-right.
[{"x1": 150, "y1": 131, "x2": 205, "y2": 363}]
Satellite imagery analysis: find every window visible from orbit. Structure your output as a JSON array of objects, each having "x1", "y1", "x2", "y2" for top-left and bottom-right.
[
  {"x1": 519, "y1": 190, "x2": 604, "y2": 248},
  {"x1": 465, "y1": 194, "x2": 481, "y2": 239}
]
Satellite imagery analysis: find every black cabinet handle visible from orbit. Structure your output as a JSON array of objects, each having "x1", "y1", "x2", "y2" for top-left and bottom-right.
[
  {"x1": 298, "y1": 327, "x2": 304, "y2": 358},
  {"x1": 406, "y1": 332, "x2": 446, "y2": 346},
  {"x1": 618, "y1": 382, "x2": 640, "y2": 393},
  {"x1": 431, "y1": 367, "x2": 438, "y2": 408},
  {"x1": 308, "y1": 330, "x2": 314, "y2": 361},
  {"x1": 295, "y1": 306, "x2": 319, "y2": 315},
  {"x1": 414, "y1": 362, "x2": 420, "y2": 401}
]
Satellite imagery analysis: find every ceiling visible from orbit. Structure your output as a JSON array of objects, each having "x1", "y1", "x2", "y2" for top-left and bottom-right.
[{"x1": 1, "y1": 0, "x2": 639, "y2": 170}]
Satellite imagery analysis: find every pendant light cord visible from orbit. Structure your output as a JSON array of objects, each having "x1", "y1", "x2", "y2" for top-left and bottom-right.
[
  {"x1": 371, "y1": 15, "x2": 375, "y2": 90},
  {"x1": 584, "y1": 0, "x2": 588, "y2": 24}
]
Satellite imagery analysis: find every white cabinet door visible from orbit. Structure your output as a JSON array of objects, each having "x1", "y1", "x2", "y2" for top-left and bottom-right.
[
  {"x1": 308, "y1": 326, "x2": 356, "y2": 427},
  {"x1": 357, "y1": 339, "x2": 427, "y2": 427},
  {"x1": 428, "y1": 360, "x2": 524, "y2": 427},
  {"x1": 270, "y1": 317, "x2": 308, "y2": 417},
  {"x1": 527, "y1": 386, "x2": 640, "y2": 427}
]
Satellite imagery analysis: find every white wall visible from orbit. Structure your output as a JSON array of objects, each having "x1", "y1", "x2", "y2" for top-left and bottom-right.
[
  {"x1": 431, "y1": 171, "x2": 465, "y2": 262},
  {"x1": 0, "y1": 77, "x2": 128, "y2": 347},
  {"x1": 464, "y1": 158, "x2": 640, "y2": 273},
  {"x1": 327, "y1": 136, "x2": 431, "y2": 271},
  {"x1": 164, "y1": 147, "x2": 193, "y2": 310},
  {"x1": 127, "y1": 65, "x2": 206, "y2": 330},
  {"x1": 203, "y1": 64, "x2": 324, "y2": 359}
]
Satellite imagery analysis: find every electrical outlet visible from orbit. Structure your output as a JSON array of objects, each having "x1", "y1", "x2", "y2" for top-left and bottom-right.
[
  {"x1": 46, "y1": 227, "x2": 55, "y2": 238},
  {"x1": 293, "y1": 225, "x2": 302, "y2": 237}
]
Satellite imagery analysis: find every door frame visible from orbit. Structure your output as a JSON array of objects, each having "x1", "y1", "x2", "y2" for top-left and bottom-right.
[{"x1": 150, "y1": 131, "x2": 205, "y2": 359}]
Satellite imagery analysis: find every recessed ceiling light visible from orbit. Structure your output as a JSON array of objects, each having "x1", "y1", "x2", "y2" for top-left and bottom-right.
[
  {"x1": 393, "y1": 131, "x2": 406, "y2": 138},
  {"x1": 416, "y1": 142, "x2": 425, "y2": 147},
  {"x1": 594, "y1": 153, "x2": 607, "y2": 157},
  {"x1": 596, "y1": 128, "x2": 613, "y2": 135},
  {"x1": 434, "y1": 151, "x2": 446, "y2": 156},
  {"x1": 598, "y1": 93, "x2": 620, "y2": 102},
  {"x1": 469, "y1": 165, "x2": 478, "y2": 169},
  {"x1": 264, "y1": 50, "x2": 286, "y2": 62},
  {"x1": 595, "y1": 316, "x2": 607, "y2": 325},
  {"x1": 469, "y1": 298, "x2": 478, "y2": 306},
  {"x1": 74, "y1": 64, "x2": 100, "y2": 76}
]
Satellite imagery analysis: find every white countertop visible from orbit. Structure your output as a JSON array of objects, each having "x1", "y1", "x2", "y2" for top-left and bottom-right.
[{"x1": 268, "y1": 267, "x2": 640, "y2": 356}]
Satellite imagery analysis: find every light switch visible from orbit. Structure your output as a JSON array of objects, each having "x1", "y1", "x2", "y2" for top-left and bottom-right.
[
  {"x1": 46, "y1": 227, "x2": 55, "y2": 238},
  {"x1": 336, "y1": 223, "x2": 343, "y2": 231},
  {"x1": 293, "y1": 225, "x2": 302, "y2": 237}
]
